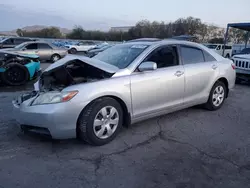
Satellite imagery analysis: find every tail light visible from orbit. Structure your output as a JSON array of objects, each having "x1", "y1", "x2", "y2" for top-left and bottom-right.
[{"x1": 231, "y1": 63, "x2": 236, "y2": 70}]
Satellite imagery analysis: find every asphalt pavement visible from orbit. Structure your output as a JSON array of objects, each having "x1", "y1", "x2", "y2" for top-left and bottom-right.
[{"x1": 0, "y1": 76, "x2": 250, "y2": 187}]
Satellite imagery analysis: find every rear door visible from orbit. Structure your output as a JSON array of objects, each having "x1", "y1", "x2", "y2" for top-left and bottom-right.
[
  {"x1": 37, "y1": 43, "x2": 53, "y2": 60},
  {"x1": 179, "y1": 45, "x2": 219, "y2": 105},
  {"x1": 130, "y1": 45, "x2": 185, "y2": 118}
]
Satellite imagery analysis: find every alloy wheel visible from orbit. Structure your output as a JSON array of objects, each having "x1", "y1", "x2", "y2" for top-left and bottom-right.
[
  {"x1": 212, "y1": 85, "x2": 225, "y2": 107},
  {"x1": 93, "y1": 106, "x2": 119, "y2": 139}
]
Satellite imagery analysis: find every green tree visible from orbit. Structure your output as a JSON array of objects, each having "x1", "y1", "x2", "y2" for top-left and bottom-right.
[{"x1": 16, "y1": 28, "x2": 23, "y2": 37}]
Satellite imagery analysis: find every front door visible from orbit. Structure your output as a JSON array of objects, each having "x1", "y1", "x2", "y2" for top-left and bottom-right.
[
  {"x1": 130, "y1": 45, "x2": 185, "y2": 119},
  {"x1": 20, "y1": 43, "x2": 38, "y2": 56}
]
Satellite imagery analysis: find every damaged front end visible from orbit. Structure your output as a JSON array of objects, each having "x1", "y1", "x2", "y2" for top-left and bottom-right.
[
  {"x1": 14, "y1": 56, "x2": 118, "y2": 107},
  {"x1": 38, "y1": 56, "x2": 117, "y2": 91}
]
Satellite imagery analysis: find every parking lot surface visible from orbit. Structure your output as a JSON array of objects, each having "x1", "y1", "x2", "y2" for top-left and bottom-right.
[{"x1": 0, "y1": 84, "x2": 250, "y2": 188}]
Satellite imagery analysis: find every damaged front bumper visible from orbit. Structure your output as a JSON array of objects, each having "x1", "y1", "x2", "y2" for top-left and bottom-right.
[{"x1": 12, "y1": 91, "x2": 88, "y2": 139}]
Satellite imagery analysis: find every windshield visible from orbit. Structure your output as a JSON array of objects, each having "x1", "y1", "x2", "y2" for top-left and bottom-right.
[
  {"x1": 0, "y1": 38, "x2": 6, "y2": 43},
  {"x1": 93, "y1": 43, "x2": 149, "y2": 69},
  {"x1": 206, "y1": 44, "x2": 218, "y2": 49},
  {"x1": 241, "y1": 48, "x2": 250, "y2": 54}
]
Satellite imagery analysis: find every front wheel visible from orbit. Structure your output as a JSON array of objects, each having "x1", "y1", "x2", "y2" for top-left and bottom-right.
[
  {"x1": 1, "y1": 63, "x2": 29, "y2": 86},
  {"x1": 70, "y1": 48, "x2": 77, "y2": 54},
  {"x1": 77, "y1": 97, "x2": 123, "y2": 146},
  {"x1": 205, "y1": 81, "x2": 226, "y2": 111},
  {"x1": 225, "y1": 54, "x2": 230, "y2": 58}
]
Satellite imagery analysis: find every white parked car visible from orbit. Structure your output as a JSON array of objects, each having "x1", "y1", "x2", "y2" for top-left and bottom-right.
[
  {"x1": 231, "y1": 54, "x2": 250, "y2": 82},
  {"x1": 205, "y1": 44, "x2": 232, "y2": 58},
  {"x1": 65, "y1": 41, "x2": 97, "y2": 54}
]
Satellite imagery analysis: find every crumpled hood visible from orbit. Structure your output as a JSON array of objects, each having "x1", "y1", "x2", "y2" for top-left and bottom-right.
[
  {"x1": 44, "y1": 55, "x2": 119, "y2": 74},
  {"x1": 233, "y1": 54, "x2": 250, "y2": 59}
]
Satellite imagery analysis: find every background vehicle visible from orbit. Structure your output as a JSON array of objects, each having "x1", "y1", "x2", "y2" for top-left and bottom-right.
[
  {"x1": 0, "y1": 51, "x2": 40, "y2": 85},
  {"x1": 235, "y1": 48, "x2": 250, "y2": 55},
  {"x1": 65, "y1": 41, "x2": 97, "y2": 54},
  {"x1": 4, "y1": 41, "x2": 68, "y2": 62},
  {"x1": 0, "y1": 37, "x2": 34, "y2": 49},
  {"x1": 231, "y1": 54, "x2": 250, "y2": 82},
  {"x1": 205, "y1": 43, "x2": 232, "y2": 58},
  {"x1": 13, "y1": 40, "x2": 235, "y2": 146},
  {"x1": 86, "y1": 44, "x2": 113, "y2": 57},
  {"x1": 223, "y1": 22, "x2": 250, "y2": 82}
]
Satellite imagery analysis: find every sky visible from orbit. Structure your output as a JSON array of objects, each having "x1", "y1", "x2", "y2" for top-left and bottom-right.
[{"x1": 0, "y1": 0, "x2": 250, "y2": 30}]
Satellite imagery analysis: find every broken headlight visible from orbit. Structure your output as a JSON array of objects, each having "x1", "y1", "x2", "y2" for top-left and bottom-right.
[{"x1": 31, "y1": 91, "x2": 78, "y2": 105}]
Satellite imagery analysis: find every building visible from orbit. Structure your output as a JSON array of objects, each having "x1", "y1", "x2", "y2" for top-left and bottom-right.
[{"x1": 110, "y1": 26, "x2": 133, "y2": 32}]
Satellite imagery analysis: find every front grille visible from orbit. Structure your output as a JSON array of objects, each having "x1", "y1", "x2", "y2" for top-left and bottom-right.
[{"x1": 233, "y1": 59, "x2": 250, "y2": 69}]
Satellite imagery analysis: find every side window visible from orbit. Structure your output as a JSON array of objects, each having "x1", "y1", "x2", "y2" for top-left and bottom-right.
[
  {"x1": 225, "y1": 45, "x2": 232, "y2": 50},
  {"x1": 14, "y1": 38, "x2": 25, "y2": 45},
  {"x1": 180, "y1": 46, "x2": 205, "y2": 64},
  {"x1": 25, "y1": 43, "x2": 38, "y2": 50},
  {"x1": 144, "y1": 46, "x2": 179, "y2": 69},
  {"x1": 203, "y1": 51, "x2": 216, "y2": 62},
  {"x1": 3, "y1": 39, "x2": 14, "y2": 44},
  {"x1": 38, "y1": 43, "x2": 52, "y2": 49}
]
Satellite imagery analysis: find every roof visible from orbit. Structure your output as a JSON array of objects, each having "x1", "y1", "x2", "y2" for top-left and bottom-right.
[
  {"x1": 127, "y1": 38, "x2": 162, "y2": 42},
  {"x1": 171, "y1": 35, "x2": 197, "y2": 40},
  {"x1": 228, "y1": 23, "x2": 250, "y2": 31}
]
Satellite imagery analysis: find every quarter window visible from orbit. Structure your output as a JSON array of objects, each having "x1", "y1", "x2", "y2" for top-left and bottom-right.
[
  {"x1": 203, "y1": 51, "x2": 216, "y2": 62},
  {"x1": 180, "y1": 46, "x2": 205, "y2": 64},
  {"x1": 144, "y1": 46, "x2": 179, "y2": 68}
]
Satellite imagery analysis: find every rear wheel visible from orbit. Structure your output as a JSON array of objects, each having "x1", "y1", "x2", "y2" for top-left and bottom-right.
[
  {"x1": 51, "y1": 54, "x2": 61, "y2": 63},
  {"x1": 77, "y1": 97, "x2": 123, "y2": 146},
  {"x1": 1, "y1": 63, "x2": 29, "y2": 86},
  {"x1": 205, "y1": 81, "x2": 226, "y2": 111},
  {"x1": 70, "y1": 48, "x2": 77, "y2": 54}
]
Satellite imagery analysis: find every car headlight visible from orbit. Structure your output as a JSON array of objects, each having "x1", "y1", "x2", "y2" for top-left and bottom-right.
[{"x1": 31, "y1": 91, "x2": 78, "y2": 106}]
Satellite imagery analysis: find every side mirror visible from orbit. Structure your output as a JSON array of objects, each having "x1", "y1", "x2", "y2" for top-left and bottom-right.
[
  {"x1": 22, "y1": 48, "x2": 26, "y2": 51},
  {"x1": 138, "y1": 61, "x2": 157, "y2": 72}
]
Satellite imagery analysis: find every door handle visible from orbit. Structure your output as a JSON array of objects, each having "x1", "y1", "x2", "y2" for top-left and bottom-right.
[
  {"x1": 174, "y1": 71, "x2": 184, "y2": 77},
  {"x1": 212, "y1": 64, "x2": 218, "y2": 70}
]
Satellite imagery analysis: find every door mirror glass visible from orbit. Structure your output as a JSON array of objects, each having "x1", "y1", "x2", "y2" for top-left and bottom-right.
[{"x1": 138, "y1": 61, "x2": 157, "y2": 72}]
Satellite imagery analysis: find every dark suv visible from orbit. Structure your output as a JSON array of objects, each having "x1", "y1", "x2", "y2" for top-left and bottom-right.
[{"x1": 0, "y1": 37, "x2": 34, "y2": 48}]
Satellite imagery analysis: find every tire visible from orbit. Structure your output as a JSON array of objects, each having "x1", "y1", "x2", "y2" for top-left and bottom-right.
[
  {"x1": 70, "y1": 48, "x2": 77, "y2": 54},
  {"x1": 77, "y1": 97, "x2": 123, "y2": 146},
  {"x1": 51, "y1": 54, "x2": 61, "y2": 63},
  {"x1": 205, "y1": 81, "x2": 227, "y2": 111},
  {"x1": 1, "y1": 63, "x2": 29, "y2": 86}
]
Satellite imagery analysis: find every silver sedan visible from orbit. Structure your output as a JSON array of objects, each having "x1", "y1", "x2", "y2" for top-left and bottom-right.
[
  {"x1": 4, "y1": 41, "x2": 68, "y2": 62},
  {"x1": 13, "y1": 40, "x2": 236, "y2": 145}
]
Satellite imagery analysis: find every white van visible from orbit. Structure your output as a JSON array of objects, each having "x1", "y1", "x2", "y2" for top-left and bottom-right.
[{"x1": 205, "y1": 44, "x2": 232, "y2": 58}]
